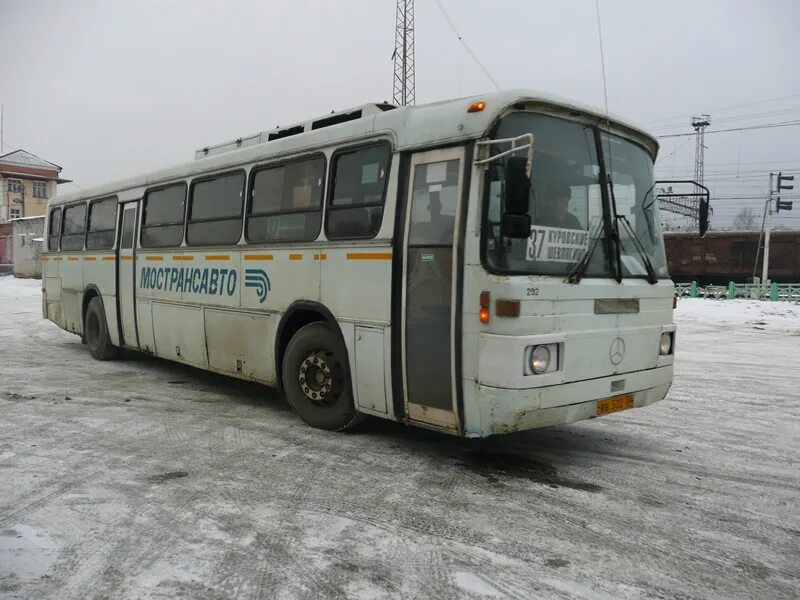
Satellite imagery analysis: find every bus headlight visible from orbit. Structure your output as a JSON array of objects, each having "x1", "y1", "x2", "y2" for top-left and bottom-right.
[
  {"x1": 531, "y1": 346, "x2": 550, "y2": 373},
  {"x1": 527, "y1": 344, "x2": 559, "y2": 375},
  {"x1": 659, "y1": 332, "x2": 673, "y2": 355}
]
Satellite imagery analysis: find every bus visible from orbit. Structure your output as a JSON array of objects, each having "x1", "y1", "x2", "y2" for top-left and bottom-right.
[{"x1": 41, "y1": 89, "x2": 676, "y2": 437}]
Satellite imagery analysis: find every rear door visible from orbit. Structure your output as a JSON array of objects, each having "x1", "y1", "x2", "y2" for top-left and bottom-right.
[
  {"x1": 117, "y1": 202, "x2": 139, "y2": 348},
  {"x1": 401, "y1": 147, "x2": 465, "y2": 430}
]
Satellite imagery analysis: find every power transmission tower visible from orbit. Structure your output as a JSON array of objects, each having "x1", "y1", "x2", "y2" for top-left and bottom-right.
[
  {"x1": 392, "y1": 0, "x2": 415, "y2": 106},
  {"x1": 691, "y1": 114, "x2": 710, "y2": 185},
  {"x1": 690, "y1": 114, "x2": 710, "y2": 227}
]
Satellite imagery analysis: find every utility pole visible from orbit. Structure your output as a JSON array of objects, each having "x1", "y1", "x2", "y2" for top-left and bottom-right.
[
  {"x1": 691, "y1": 114, "x2": 710, "y2": 228},
  {"x1": 761, "y1": 173, "x2": 773, "y2": 284},
  {"x1": 392, "y1": 0, "x2": 415, "y2": 106}
]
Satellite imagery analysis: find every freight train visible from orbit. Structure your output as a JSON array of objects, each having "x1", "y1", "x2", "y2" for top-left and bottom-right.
[{"x1": 664, "y1": 230, "x2": 800, "y2": 284}]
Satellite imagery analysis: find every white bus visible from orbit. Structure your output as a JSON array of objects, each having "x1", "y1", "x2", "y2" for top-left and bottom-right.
[{"x1": 42, "y1": 90, "x2": 676, "y2": 436}]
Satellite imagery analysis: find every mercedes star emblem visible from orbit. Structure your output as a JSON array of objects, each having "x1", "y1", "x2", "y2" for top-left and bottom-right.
[{"x1": 609, "y1": 337, "x2": 626, "y2": 365}]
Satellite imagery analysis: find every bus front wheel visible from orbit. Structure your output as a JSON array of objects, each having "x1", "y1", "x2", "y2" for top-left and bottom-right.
[
  {"x1": 84, "y1": 297, "x2": 118, "y2": 361},
  {"x1": 282, "y1": 322, "x2": 363, "y2": 431}
]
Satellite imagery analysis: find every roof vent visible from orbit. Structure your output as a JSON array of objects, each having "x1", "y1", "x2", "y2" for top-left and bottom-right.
[
  {"x1": 194, "y1": 102, "x2": 398, "y2": 159},
  {"x1": 267, "y1": 125, "x2": 304, "y2": 141},
  {"x1": 312, "y1": 110, "x2": 363, "y2": 130}
]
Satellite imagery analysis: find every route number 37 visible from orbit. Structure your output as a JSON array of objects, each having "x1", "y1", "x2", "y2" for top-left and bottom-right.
[{"x1": 527, "y1": 228, "x2": 546, "y2": 259}]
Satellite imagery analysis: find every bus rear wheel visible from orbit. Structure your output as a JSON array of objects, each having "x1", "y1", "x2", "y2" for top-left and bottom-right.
[
  {"x1": 84, "y1": 297, "x2": 118, "y2": 361},
  {"x1": 282, "y1": 322, "x2": 362, "y2": 431}
]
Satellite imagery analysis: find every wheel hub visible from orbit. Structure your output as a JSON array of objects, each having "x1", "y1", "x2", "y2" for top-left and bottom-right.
[{"x1": 298, "y1": 351, "x2": 338, "y2": 404}]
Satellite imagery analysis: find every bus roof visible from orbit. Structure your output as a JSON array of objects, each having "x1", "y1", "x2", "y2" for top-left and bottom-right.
[{"x1": 50, "y1": 89, "x2": 658, "y2": 207}]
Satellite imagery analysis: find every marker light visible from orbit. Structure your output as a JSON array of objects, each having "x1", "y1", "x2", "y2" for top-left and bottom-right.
[
  {"x1": 467, "y1": 101, "x2": 486, "y2": 113},
  {"x1": 479, "y1": 291, "x2": 490, "y2": 324}
]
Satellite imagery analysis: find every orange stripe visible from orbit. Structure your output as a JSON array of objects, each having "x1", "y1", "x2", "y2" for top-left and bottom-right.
[
  {"x1": 313, "y1": 253, "x2": 328, "y2": 261},
  {"x1": 289, "y1": 253, "x2": 303, "y2": 261},
  {"x1": 205, "y1": 255, "x2": 230, "y2": 261},
  {"x1": 145, "y1": 255, "x2": 163, "y2": 261},
  {"x1": 120, "y1": 255, "x2": 133, "y2": 261},
  {"x1": 244, "y1": 254, "x2": 273, "y2": 260},
  {"x1": 173, "y1": 255, "x2": 194, "y2": 261},
  {"x1": 102, "y1": 256, "x2": 115, "y2": 261},
  {"x1": 53, "y1": 257, "x2": 63, "y2": 261},
  {"x1": 67, "y1": 257, "x2": 79, "y2": 261},
  {"x1": 83, "y1": 256, "x2": 96, "y2": 261},
  {"x1": 41, "y1": 257, "x2": 49, "y2": 262},
  {"x1": 346, "y1": 252, "x2": 392, "y2": 260}
]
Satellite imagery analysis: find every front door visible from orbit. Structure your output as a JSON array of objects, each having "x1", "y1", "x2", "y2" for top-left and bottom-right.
[
  {"x1": 402, "y1": 147, "x2": 465, "y2": 430},
  {"x1": 117, "y1": 202, "x2": 139, "y2": 348}
]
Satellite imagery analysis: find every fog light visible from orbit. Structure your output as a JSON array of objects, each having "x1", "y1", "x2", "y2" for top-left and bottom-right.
[
  {"x1": 530, "y1": 345, "x2": 551, "y2": 374},
  {"x1": 659, "y1": 332, "x2": 672, "y2": 355}
]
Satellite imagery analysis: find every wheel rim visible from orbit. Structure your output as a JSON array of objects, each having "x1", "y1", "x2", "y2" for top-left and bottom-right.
[
  {"x1": 87, "y1": 312, "x2": 100, "y2": 349},
  {"x1": 298, "y1": 350, "x2": 342, "y2": 405}
]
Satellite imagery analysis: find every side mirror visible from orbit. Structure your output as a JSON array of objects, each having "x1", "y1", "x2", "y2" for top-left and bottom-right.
[
  {"x1": 500, "y1": 156, "x2": 531, "y2": 238},
  {"x1": 501, "y1": 213, "x2": 531, "y2": 238},
  {"x1": 504, "y1": 156, "x2": 530, "y2": 215}
]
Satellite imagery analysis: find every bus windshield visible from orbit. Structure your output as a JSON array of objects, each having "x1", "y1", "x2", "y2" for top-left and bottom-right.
[{"x1": 483, "y1": 112, "x2": 668, "y2": 279}]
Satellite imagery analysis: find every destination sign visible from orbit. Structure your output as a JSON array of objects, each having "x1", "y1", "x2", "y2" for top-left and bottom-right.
[{"x1": 526, "y1": 226, "x2": 589, "y2": 263}]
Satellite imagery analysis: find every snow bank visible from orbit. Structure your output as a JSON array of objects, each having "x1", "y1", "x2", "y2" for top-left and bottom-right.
[{"x1": 675, "y1": 297, "x2": 800, "y2": 333}]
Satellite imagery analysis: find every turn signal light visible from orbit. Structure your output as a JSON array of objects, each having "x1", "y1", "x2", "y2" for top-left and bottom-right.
[
  {"x1": 467, "y1": 101, "x2": 486, "y2": 113},
  {"x1": 479, "y1": 291, "x2": 490, "y2": 324}
]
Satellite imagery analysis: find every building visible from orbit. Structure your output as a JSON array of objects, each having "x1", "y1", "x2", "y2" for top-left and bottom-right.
[{"x1": 0, "y1": 149, "x2": 71, "y2": 222}]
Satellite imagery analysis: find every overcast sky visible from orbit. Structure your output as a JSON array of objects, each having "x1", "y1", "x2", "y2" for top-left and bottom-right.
[{"x1": 2, "y1": 0, "x2": 799, "y2": 227}]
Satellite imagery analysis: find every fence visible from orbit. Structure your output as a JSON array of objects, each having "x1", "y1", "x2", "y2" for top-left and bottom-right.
[{"x1": 675, "y1": 282, "x2": 800, "y2": 301}]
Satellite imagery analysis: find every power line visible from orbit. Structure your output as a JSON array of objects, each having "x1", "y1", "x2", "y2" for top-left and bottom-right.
[
  {"x1": 433, "y1": 0, "x2": 500, "y2": 91},
  {"x1": 648, "y1": 106, "x2": 800, "y2": 131},
  {"x1": 642, "y1": 93, "x2": 800, "y2": 125},
  {"x1": 658, "y1": 137, "x2": 693, "y2": 161},
  {"x1": 657, "y1": 120, "x2": 800, "y2": 139},
  {"x1": 656, "y1": 159, "x2": 800, "y2": 167}
]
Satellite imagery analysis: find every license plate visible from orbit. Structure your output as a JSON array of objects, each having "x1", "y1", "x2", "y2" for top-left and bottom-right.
[{"x1": 597, "y1": 393, "x2": 635, "y2": 416}]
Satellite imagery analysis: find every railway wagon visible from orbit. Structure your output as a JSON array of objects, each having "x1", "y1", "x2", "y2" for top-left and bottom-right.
[{"x1": 664, "y1": 230, "x2": 800, "y2": 284}]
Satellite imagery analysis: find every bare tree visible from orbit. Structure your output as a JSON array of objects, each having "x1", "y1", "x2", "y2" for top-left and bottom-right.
[{"x1": 732, "y1": 207, "x2": 757, "y2": 230}]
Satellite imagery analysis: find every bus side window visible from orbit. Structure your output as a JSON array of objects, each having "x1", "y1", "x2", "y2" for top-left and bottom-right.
[
  {"x1": 48, "y1": 207, "x2": 62, "y2": 251},
  {"x1": 120, "y1": 209, "x2": 135, "y2": 249},
  {"x1": 326, "y1": 143, "x2": 391, "y2": 240},
  {"x1": 247, "y1": 155, "x2": 325, "y2": 243},
  {"x1": 141, "y1": 183, "x2": 187, "y2": 248},
  {"x1": 187, "y1": 172, "x2": 245, "y2": 246},
  {"x1": 86, "y1": 197, "x2": 118, "y2": 250},
  {"x1": 61, "y1": 203, "x2": 87, "y2": 251},
  {"x1": 408, "y1": 159, "x2": 460, "y2": 245}
]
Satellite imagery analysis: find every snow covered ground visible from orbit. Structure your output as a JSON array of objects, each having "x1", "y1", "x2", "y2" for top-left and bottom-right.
[{"x1": 1, "y1": 276, "x2": 798, "y2": 599}]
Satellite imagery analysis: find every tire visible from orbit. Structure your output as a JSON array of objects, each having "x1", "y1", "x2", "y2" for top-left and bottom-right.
[
  {"x1": 84, "y1": 296, "x2": 118, "y2": 361},
  {"x1": 281, "y1": 322, "x2": 363, "y2": 431}
]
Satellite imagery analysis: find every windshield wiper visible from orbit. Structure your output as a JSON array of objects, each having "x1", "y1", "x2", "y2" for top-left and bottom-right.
[
  {"x1": 606, "y1": 175, "x2": 624, "y2": 283},
  {"x1": 616, "y1": 214, "x2": 659, "y2": 284},
  {"x1": 605, "y1": 174, "x2": 658, "y2": 284},
  {"x1": 566, "y1": 219, "x2": 605, "y2": 284}
]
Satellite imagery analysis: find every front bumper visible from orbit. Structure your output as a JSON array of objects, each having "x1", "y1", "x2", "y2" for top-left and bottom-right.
[{"x1": 466, "y1": 365, "x2": 673, "y2": 437}]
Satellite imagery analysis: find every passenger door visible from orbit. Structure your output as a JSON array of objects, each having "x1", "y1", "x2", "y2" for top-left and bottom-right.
[
  {"x1": 401, "y1": 147, "x2": 465, "y2": 430},
  {"x1": 117, "y1": 202, "x2": 139, "y2": 348}
]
